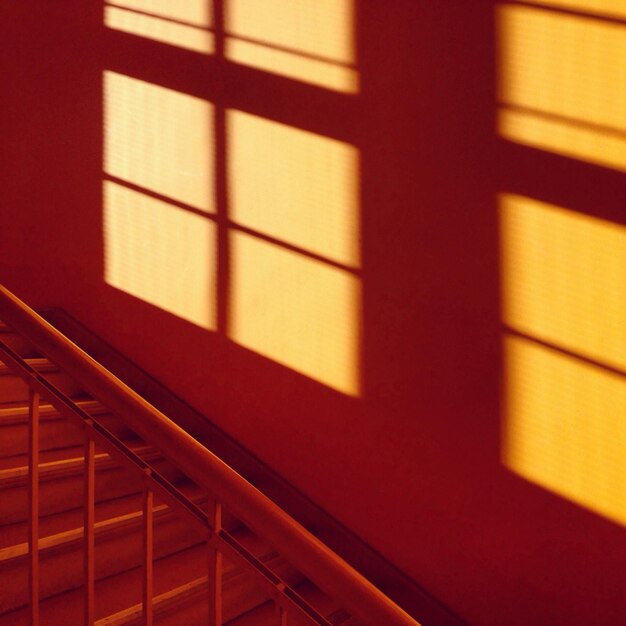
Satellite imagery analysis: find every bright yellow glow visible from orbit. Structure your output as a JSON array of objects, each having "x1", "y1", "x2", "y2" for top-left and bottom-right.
[
  {"x1": 498, "y1": 4, "x2": 626, "y2": 166},
  {"x1": 226, "y1": 0, "x2": 354, "y2": 62},
  {"x1": 229, "y1": 232, "x2": 361, "y2": 396},
  {"x1": 104, "y1": 181, "x2": 217, "y2": 329},
  {"x1": 501, "y1": 194, "x2": 626, "y2": 371},
  {"x1": 519, "y1": 0, "x2": 626, "y2": 20},
  {"x1": 225, "y1": 38, "x2": 358, "y2": 93},
  {"x1": 504, "y1": 335, "x2": 626, "y2": 526},
  {"x1": 104, "y1": 71, "x2": 214, "y2": 212},
  {"x1": 499, "y1": 108, "x2": 626, "y2": 172},
  {"x1": 225, "y1": 0, "x2": 357, "y2": 92},
  {"x1": 106, "y1": 0, "x2": 211, "y2": 27},
  {"x1": 105, "y1": 6, "x2": 214, "y2": 54},
  {"x1": 499, "y1": 5, "x2": 626, "y2": 129},
  {"x1": 228, "y1": 110, "x2": 360, "y2": 267}
]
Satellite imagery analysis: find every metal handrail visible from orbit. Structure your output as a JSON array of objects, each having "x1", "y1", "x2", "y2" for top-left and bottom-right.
[
  {"x1": 0, "y1": 284, "x2": 420, "y2": 626},
  {"x1": 0, "y1": 338, "x2": 334, "y2": 624}
]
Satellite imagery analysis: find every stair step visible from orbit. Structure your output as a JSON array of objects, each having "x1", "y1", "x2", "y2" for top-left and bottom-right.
[
  {"x1": 0, "y1": 325, "x2": 40, "y2": 358},
  {"x1": 0, "y1": 358, "x2": 83, "y2": 401},
  {"x1": 0, "y1": 397, "x2": 103, "y2": 425},
  {"x1": 0, "y1": 485, "x2": 205, "y2": 562},
  {"x1": 0, "y1": 484, "x2": 239, "y2": 551},
  {"x1": 0, "y1": 399, "x2": 131, "y2": 458},
  {"x1": 0, "y1": 486, "x2": 210, "y2": 613},
  {"x1": 0, "y1": 439, "x2": 153, "y2": 481},
  {"x1": 105, "y1": 548, "x2": 301, "y2": 626},
  {"x1": 0, "y1": 529, "x2": 298, "y2": 626},
  {"x1": 0, "y1": 357, "x2": 57, "y2": 376},
  {"x1": 0, "y1": 441, "x2": 183, "y2": 524},
  {"x1": 226, "y1": 581, "x2": 361, "y2": 626}
]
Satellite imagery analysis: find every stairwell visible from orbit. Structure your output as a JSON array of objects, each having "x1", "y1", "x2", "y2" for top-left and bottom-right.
[
  {"x1": 0, "y1": 321, "x2": 368, "y2": 625},
  {"x1": 0, "y1": 286, "x2": 424, "y2": 626}
]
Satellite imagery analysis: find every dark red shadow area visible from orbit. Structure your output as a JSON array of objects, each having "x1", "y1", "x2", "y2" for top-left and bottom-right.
[{"x1": 1, "y1": 2, "x2": 625, "y2": 625}]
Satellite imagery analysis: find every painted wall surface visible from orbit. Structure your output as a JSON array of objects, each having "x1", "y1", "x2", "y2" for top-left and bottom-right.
[{"x1": 2, "y1": 2, "x2": 625, "y2": 624}]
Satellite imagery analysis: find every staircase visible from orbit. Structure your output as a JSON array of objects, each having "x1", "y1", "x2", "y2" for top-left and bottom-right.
[{"x1": 0, "y1": 286, "x2": 420, "y2": 626}]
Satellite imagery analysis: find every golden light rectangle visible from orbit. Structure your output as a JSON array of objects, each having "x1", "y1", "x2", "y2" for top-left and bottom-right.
[
  {"x1": 105, "y1": 6, "x2": 214, "y2": 54},
  {"x1": 227, "y1": 110, "x2": 360, "y2": 267},
  {"x1": 504, "y1": 334, "x2": 626, "y2": 526},
  {"x1": 106, "y1": 0, "x2": 211, "y2": 27},
  {"x1": 516, "y1": 0, "x2": 626, "y2": 20},
  {"x1": 499, "y1": 108, "x2": 626, "y2": 172},
  {"x1": 104, "y1": 71, "x2": 215, "y2": 212},
  {"x1": 498, "y1": 4, "x2": 626, "y2": 132},
  {"x1": 501, "y1": 194, "x2": 626, "y2": 371},
  {"x1": 229, "y1": 231, "x2": 361, "y2": 396},
  {"x1": 225, "y1": 38, "x2": 358, "y2": 93},
  {"x1": 225, "y1": 0, "x2": 357, "y2": 93},
  {"x1": 104, "y1": 181, "x2": 217, "y2": 329},
  {"x1": 226, "y1": 0, "x2": 355, "y2": 63}
]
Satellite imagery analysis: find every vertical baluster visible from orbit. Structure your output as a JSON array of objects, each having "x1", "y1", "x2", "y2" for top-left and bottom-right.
[
  {"x1": 28, "y1": 389, "x2": 40, "y2": 626},
  {"x1": 143, "y1": 472, "x2": 154, "y2": 626},
  {"x1": 275, "y1": 603, "x2": 287, "y2": 626},
  {"x1": 207, "y1": 498, "x2": 222, "y2": 626},
  {"x1": 84, "y1": 426, "x2": 95, "y2": 626},
  {"x1": 275, "y1": 583, "x2": 287, "y2": 626}
]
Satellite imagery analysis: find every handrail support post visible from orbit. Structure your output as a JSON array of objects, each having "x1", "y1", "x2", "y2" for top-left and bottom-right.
[
  {"x1": 143, "y1": 472, "x2": 154, "y2": 626},
  {"x1": 28, "y1": 389, "x2": 40, "y2": 626},
  {"x1": 84, "y1": 430, "x2": 95, "y2": 626},
  {"x1": 208, "y1": 498, "x2": 222, "y2": 626}
]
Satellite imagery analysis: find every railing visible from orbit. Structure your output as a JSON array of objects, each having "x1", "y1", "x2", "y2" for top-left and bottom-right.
[{"x1": 0, "y1": 284, "x2": 420, "y2": 626}]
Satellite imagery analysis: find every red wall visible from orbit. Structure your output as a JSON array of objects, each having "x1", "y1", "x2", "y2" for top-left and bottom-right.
[{"x1": 2, "y1": 2, "x2": 624, "y2": 625}]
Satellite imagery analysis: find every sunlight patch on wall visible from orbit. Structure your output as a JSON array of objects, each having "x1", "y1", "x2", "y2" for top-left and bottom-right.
[
  {"x1": 229, "y1": 232, "x2": 361, "y2": 396},
  {"x1": 501, "y1": 194, "x2": 626, "y2": 526},
  {"x1": 104, "y1": 181, "x2": 217, "y2": 329},
  {"x1": 104, "y1": 71, "x2": 215, "y2": 212},
  {"x1": 517, "y1": 0, "x2": 626, "y2": 20},
  {"x1": 227, "y1": 110, "x2": 360, "y2": 267},
  {"x1": 504, "y1": 335, "x2": 626, "y2": 526},
  {"x1": 499, "y1": 108, "x2": 626, "y2": 172},
  {"x1": 226, "y1": 0, "x2": 354, "y2": 60},
  {"x1": 105, "y1": 5, "x2": 214, "y2": 54},
  {"x1": 225, "y1": 0, "x2": 358, "y2": 93},
  {"x1": 499, "y1": 5, "x2": 626, "y2": 129},
  {"x1": 501, "y1": 194, "x2": 626, "y2": 371},
  {"x1": 498, "y1": 4, "x2": 626, "y2": 170},
  {"x1": 106, "y1": 0, "x2": 212, "y2": 27},
  {"x1": 226, "y1": 40, "x2": 357, "y2": 94}
]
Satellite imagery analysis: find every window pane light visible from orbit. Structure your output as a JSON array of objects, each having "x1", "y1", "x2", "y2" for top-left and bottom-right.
[
  {"x1": 227, "y1": 110, "x2": 360, "y2": 267},
  {"x1": 105, "y1": 5, "x2": 214, "y2": 54},
  {"x1": 498, "y1": 4, "x2": 626, "y2": 171},
  {"x1": 515, "y1": 0, "x2": 626, "y2": 20},
  {"x1": 104, "y1": 181, "x2": 217, "y2": 329},
  {"x1": 501, "y1": 194, "x2": 626, "y2": 370},
  {"x1": 227, "y1": 108, "x2": 361, "y2": 396},
  {"x1": 229, "y1": 232, "x2": 361, "y2": 396},
  {"x1": 501, "y1": 194, "x2": 626, "y2": 526},
  {"x1": 106, "y1": 0, "x2": 211, "y2": 27},
  {"x1": 225, "y1": 0, "x2": 358, "y2": 93},
  {"x1": 104, "y1": 71, "x2": 215, "y2": 212},
  {"x1": 504, "y1": 335, "x2": 626, "y2": 526}
]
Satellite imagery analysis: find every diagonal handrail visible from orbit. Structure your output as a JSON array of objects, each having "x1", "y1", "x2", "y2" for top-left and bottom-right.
[
  {"x1": 0, "y1": 284, "x2": 420, "y2": 626},
  {"x1": 0, "y1": 336, "x2": 330, "y2": 624}
]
